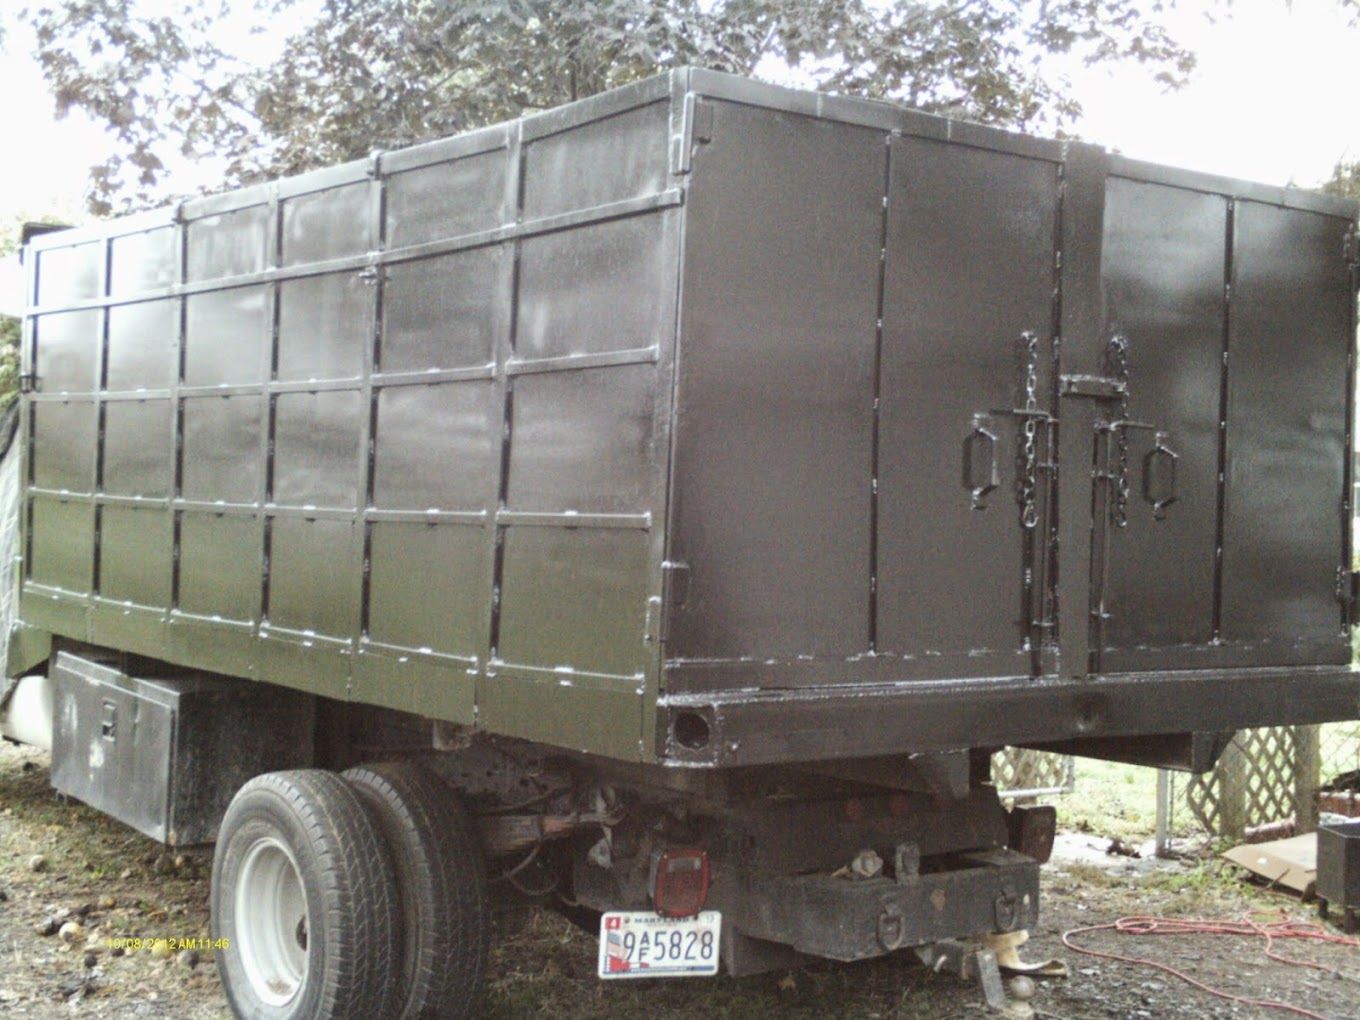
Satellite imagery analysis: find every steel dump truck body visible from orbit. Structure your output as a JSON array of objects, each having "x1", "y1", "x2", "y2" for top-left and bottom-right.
[{"x1": 14, "y1": 68, "x2": 1360, "y2": 768}]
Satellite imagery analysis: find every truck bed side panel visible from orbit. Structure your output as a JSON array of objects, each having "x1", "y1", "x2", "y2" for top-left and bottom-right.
[{"x1": 19, "y1": 87, "x2": 682, "y2": 760}]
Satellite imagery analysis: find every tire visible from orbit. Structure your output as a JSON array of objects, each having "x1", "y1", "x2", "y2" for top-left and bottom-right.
[
  {"x1": 343, "y1": 761, "x2": 490, "y2": 1020},
  {"x1": 211, "y1": 769, "x2": 401, "y2": 1020}
]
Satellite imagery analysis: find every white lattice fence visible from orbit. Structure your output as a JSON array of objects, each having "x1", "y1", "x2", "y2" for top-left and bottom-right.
[
  {"x1": 1158, "y1": 723, "x2": 1360, "y2": 848},
  {"x1": 993, "y1": 747, "x2": 1074, "y2": 799}
]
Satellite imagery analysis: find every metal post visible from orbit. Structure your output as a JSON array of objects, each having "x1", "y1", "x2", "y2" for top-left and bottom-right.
[
  {"x1": 1155, "y1": 768, "x2": 1170, "y2": 856},
  {"x1": 1218, "y1": 733, "x2": 1247, "y2": 843},
  {"x1": 1054, "y1": 143, "x2": 1109, "y2": 682},
  {"x1": 1295, "y1": 724, "x2": 1322, "y2": 833}
]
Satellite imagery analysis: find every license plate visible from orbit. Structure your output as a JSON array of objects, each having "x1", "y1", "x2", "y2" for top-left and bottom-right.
[{"x1": 597, "y1": 910, "x2": 721, "y2": 979}]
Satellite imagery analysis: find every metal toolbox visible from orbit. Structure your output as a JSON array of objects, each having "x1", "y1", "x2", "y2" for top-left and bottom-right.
[
  {"x1": 1318, "y1": 819, "x2": 1360, "y2": 932},
  {"x1": 50, "y1": 651, "x2": 314, "y2": 845}
]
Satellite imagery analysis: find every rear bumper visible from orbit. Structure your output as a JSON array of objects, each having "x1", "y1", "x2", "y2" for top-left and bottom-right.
[
  {"x1": 658, "y1": 665, "x2": 1360, "y2": 766},
  {"x1": 729, "y1": 848, "x2": 1039, "y2": 962}
]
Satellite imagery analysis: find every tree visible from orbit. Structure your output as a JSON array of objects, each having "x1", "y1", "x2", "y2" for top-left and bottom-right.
[
  {"x1": 28, "y1": 0, "x2": 1198, "y2": 215},
  {"x1": 0, "y1": 216, "x2": 23, "y2": 408},
  {"x1": 1323, "y1": 160, "x2": 1360, "y2": 200}
]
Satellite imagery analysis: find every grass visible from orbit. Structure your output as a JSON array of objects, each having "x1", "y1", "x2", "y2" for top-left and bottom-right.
[{"x1": 1056, "y1": 758, "x2": 1162, "y2": 843}]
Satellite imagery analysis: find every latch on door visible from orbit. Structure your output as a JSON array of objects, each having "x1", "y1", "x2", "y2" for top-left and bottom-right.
[
  {"x1": 960, "y1": 331, "x2": 1053, "y2": 527},
  {"x1": 100, "y1": 700, "x2": 117, "y2": 741},
  {"x1": 1058, "y1": 374, "x2": 1126, "y2": 400},
  {"x1": 1091, "y1": 335, "x2": 1175, "y2": 526}
]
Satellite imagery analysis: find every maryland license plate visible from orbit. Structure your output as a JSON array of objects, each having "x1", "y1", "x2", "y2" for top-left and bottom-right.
[{"x1": 597, "y1": 910, "x2": 721, "y2": 979}]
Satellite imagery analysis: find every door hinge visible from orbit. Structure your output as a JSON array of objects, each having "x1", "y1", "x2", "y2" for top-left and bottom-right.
[
  {"x1": 691, "y1": 100, "x2": 714, "y2": 145},
  {"x1": 671, "y1": 96, "x2": 715, "y2": 175},
  {"x1": 1336, "y1": 566, "x2": 1358, "y2": 623},
  {"x1": 647, "y1": 561, "x2": 690, "y2": 645},
  {"x1": 662, "y1": 560, "x2": 690, "y2": 608},
  {"x1": 644, "y1": 596, "x2": 662, "y2": 645},
  {"x1": 1343, "y1": 226, "x2": 1360, "y2": 271}
]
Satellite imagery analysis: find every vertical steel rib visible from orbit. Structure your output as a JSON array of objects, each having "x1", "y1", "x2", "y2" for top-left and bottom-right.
[
  {"x1": 1033, "y1": 162, "x2": 1066, "y2": 676},
  {"x1": 1342, "y1": 221, "x2": 1358, "y2": 629},
  {"x1": 1053, "y1": 143, "x2": 1109, "y2": 680},
  {"x1": 356, "y1": 156, "x2": 386, "y2": 652},
  {"x1": 1211, "y1": 198, "x2": 1236, "y2": 641},
  {"x1": 258, "y1": 185, "x2": 283, "y2": 627},
  {"x1": 867, "y1": 133, "x2": 894, "y2": 653},
  {"x1": 91, "y1": 237, "x2": 111, "y2": 596},
  {"x1": 169, "y1": 205, "x2": 186, "y2": 609},
  {"x1": 486, "y1": 123, "x2": 526, "y2": 667}
]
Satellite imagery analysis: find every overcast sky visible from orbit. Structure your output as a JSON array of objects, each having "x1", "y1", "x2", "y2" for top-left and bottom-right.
[
  {"x1": 1059, "y1": 0, "x2": 1359, "y2": 187},
  {"x1": 1, "y1": 0, "x2": 1358, "y2": 224}
]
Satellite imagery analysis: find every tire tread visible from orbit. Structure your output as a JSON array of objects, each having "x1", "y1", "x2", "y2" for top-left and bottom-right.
[
  {"x1": 344, "y1": 761, "x2": 490, "y2": 1020},
  {"x1": 212, "y1": 769, "x2": 401, "y2": 1020}
]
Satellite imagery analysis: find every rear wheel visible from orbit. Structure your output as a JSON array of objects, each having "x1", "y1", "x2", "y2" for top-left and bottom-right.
[
  {"x1": 211, "y1": 770, "x2": 400, "y2": 1020},
  {"x1": 343, "y1": 761, "x2": 490, "y2": 1019}
]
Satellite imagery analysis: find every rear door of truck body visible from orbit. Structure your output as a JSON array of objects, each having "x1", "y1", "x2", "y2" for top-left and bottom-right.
[
  {"x1": 665, "y1": 82, "x2": 1356, "y2": 709},
  {"x1": 667, "y1": 95, "x2": 1072, "y2": 691},
  {"x1": 1094, "y1": 164, "x2": 1353, "y2": 674}
]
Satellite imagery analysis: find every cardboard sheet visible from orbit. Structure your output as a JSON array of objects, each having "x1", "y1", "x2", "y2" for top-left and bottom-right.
[{"x1": 1223, "y1": 833, "x2": 1317, "y2": 894}]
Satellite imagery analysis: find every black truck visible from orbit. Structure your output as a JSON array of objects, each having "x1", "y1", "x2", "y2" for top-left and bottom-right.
[{"x1": 3, "y1": 67, "x2": 1357, "y2": 1017}]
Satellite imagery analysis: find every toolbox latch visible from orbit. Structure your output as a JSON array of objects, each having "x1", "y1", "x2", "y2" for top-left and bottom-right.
[{"x1": 100, "y1": 700, "x2": 117, "y2": 742}]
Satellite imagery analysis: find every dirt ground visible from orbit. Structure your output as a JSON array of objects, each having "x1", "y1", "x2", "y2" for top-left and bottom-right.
[{"x1": 4, "y1": 741, "x2": 1360, "y2": 1019}]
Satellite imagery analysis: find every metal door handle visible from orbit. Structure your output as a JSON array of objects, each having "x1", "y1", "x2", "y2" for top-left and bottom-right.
[
  {"x1": 962, "y1": 414, "x2": 999, "y2": 510},
  {"x1": 1142, "y1": 433, "x2": 1178, "y2": 521}
]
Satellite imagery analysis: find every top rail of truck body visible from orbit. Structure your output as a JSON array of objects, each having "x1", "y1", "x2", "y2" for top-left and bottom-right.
[{"x1": 14, "y1": 67, "x2": 1360, "y2": 767}]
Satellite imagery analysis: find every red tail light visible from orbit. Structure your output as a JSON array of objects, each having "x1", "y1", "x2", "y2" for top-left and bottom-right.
[{"x1": 651, "y1": 848, "x2": 710, "y2": 918}]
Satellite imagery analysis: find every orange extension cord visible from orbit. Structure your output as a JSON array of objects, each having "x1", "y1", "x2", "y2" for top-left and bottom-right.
[{"x1": 1061, "y1": 913, "x2": 1360, "y2": 1020}]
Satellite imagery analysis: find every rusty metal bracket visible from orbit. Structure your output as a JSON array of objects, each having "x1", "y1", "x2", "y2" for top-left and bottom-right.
[
  {"x1": 915, "y1": 941, "x2": 1028, "y2": 1016},
  {"x1": 982, "y1": 929, "x2": 1070, "y2": 978}
]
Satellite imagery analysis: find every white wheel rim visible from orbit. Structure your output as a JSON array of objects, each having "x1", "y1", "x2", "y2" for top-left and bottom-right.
[{"x1": 235, "y1": 835, "x2": 309, "y2": 1007}]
